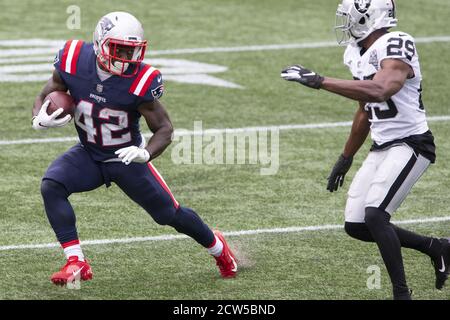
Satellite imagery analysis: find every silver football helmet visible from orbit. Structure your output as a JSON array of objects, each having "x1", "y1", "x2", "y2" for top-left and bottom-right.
[
  {"x1": 335, "y1": 0, "x2": 397, "y2": 45},
  {"x1": 93, "y1": 12, "x2": 147, "y2": 77}
]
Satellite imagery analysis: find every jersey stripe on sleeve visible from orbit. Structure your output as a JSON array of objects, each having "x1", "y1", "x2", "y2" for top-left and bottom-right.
[
  {"x1": 60, "y1": 40, "x2": 83, "y2": 75},
  {"x1": 129, "y1": 65, "x2": 160, "y2": 97}
]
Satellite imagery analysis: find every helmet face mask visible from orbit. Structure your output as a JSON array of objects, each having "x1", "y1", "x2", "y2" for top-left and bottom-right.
[
  {"x1": 93, "y1": 12, "x2": 147, "y2": 77},
  {"x1": 97, "y1": 37, "x2": 147, "y2": 77},
  {"x1": 335, "y1": 5, "x2": 354, "y2": 46},
  {"x1": 334, "y1": 0, "x2": 398, "y2": 46}
]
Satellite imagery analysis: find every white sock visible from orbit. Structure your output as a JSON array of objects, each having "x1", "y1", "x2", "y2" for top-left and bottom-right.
[
  {"x1": 207, "y1": 235, "x2": 224, "y2": 257},
  {"x1": 63, "y1": 244, "x2": 85, "y2": 262}
]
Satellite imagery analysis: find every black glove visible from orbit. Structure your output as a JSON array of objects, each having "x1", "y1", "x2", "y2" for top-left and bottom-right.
[
  {"x1": 280, "y1": 65, "x2": 324, "y2": 89},
  {"x1": 327, "y1": 154, "x2": 353, "y2": 192}
]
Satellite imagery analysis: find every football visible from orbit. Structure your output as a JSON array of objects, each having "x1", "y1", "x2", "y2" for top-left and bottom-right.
[{"x1": 44, "y1": 91, "x2": 75, "y2": 119}]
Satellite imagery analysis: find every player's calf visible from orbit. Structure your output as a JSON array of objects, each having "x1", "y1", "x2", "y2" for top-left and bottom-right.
[{"x1": 41, "y1": 179, "x2": 79, "y2": 244}]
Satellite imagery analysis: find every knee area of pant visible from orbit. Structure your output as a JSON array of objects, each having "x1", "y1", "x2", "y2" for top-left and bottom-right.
[
  {"x1": 364, "y1": 207, "x2": 390, "y2": 227},
  {"x1": 162, "y1": 206, "x2": 194, "y2": 227},
  {"x1": 153, "y1": 208, "x2": 178, "y2": 226},
  {"x1": 344, "y1": 222, "x2": 363, "y2": 239},
  {"x1": 40, "y1": 179, "x2": 68, "y2": 197}
]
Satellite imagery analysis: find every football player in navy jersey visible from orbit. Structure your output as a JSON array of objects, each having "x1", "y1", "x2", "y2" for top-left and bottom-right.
[
  {"x1": 31, "y1": 12, "x2": 237, "y2": 285},
  {"x1": 281, "y1": 0, "x2": 450, "y2": 299}
]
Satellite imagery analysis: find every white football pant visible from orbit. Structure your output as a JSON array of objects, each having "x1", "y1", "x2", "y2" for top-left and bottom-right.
[{"x1": 345, "y1": 144, "x2": 430, "y2": 223}]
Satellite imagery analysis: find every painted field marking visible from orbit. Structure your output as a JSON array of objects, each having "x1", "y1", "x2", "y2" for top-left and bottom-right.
[
  {"x1": 2, "y1": 115, "x2": 450, "y2": 146},
  {"x1": 1, "y1": 215, "x2": 449, "y2": 251}
]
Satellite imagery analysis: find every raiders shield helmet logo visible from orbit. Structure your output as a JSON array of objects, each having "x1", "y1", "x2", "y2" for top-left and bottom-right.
[{"x1": 354, "y1": 0, "x2": 371, "y2": 13}]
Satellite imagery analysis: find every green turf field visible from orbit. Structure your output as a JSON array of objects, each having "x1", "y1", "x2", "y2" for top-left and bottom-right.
[{"x1": 0, "y1": 0, "x2": 450, "y2": 300}]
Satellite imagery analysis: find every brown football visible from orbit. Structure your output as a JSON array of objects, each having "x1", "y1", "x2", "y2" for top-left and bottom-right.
[{"x1": 44, "y1": 91, "x2": 75, "y2": 119}]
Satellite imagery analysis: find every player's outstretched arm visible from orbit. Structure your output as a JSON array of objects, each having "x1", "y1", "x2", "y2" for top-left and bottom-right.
[
  {"x1": 327, "y1": 103, "x2": 369, "y2": 192},
  {"x1": 137, "y1": 99, "x2": 174, "y2": 160},
  {"x1": 321, "y1": 59, "x2": 411, "y2": 102},
  {"x1": 281, "y1": 59, "x2": 412, "y2": 103}
]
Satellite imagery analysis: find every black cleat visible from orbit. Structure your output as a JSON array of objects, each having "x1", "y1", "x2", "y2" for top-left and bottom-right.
[
  {"x1": 431, "y1": 238, "x2": 450, "y2": 290},
  {"x1": 393, "y1": 289, "x2": 413, "y2": 300}
]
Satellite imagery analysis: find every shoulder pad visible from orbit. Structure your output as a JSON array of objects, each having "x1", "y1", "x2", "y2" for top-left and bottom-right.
[
  {"x1": 58, "y1": 40, "x2": 84, "y2": 75},
  {"x1": 129, "y1": 64, "x2": 163, "y2": 98},
  {"x1": 379, "y1": 32, "x2": 416, "y2": 62}
]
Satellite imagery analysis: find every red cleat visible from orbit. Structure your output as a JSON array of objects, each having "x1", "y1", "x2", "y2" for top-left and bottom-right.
[
  {"x1": 51, "y1": 256, "x2": 93, "y2": 286},
  {"x1": 213, "y1": 231, "x2": 238, "y2": 278}
]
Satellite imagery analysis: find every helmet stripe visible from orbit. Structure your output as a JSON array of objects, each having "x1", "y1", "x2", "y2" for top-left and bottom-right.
[{"x1": 391, "y1": 0, "x2": 396, "y2": 18}]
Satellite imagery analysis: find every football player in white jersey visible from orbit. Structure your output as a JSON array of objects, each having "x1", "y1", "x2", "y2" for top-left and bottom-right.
[{"x1": 281, "y1": 0, "x2": 450, "y2": 300}]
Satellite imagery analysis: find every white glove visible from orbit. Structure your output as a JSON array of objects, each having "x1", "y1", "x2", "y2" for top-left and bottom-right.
[
  {"x1": 32, "y1": 100, "x2": 72, "y2": 130},
  {"x1": 115, "y1": 146, "x2": 151, "y2": 165}
]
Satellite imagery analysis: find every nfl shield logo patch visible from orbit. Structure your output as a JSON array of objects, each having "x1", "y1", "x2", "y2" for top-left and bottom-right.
[
  {"x1": 96, "y1": 84, "x2": 103, "y2": 93},
  {"x1": 369, "y1": 51, "x2": 379, "y2": 70}
]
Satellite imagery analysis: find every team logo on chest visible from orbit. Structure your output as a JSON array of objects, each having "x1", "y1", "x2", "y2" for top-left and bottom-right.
[{"x1": 89, "y1": 93, "x2": 107, "y2": 103}]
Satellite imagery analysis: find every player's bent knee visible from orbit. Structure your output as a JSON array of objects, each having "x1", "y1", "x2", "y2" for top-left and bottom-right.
[
  {"x1": 364, "y1": 207, "x2": 390, "y2": 227},
  {"x1": 165, "y1": 207, "x2": 191, "y2": 229},
  {"x1": 41, "y1": 179, "x2": 69, "y2": 199},
  {"x1": 344, "y1": 221, "x2": 361, "y2": 239},
  {"x1": 344, "y1": 222, "x2": 373, "y2": 242},
  {"x1": 151, "y1": 207, "x2": 177, "y2": 226}
]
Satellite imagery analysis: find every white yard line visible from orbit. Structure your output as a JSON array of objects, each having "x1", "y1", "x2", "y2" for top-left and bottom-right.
[
  {"x1": 1, "y1": 215, "x2": 449, "y2": 251},
  {"x1": 1, "y1": 37, "x2": 449, "y2": 252},
  {"x1": 2, "y1": 115, "x2": 450, "y2": 146},
  {"x1": 150, "y1": 36, "x2": 450, "y2": 55}
]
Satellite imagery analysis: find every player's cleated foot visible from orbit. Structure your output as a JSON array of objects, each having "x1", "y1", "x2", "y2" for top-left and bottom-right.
[
  {"x1": 213, "y1": 231, "x2": 238, "y2": 278},
  {"x1": 431, "y1": 238, "x2": 450, "y2": 290},
  {"x1": 393, "y1": 288, "x2": 413, "y2": 300},
  {"x1": 51, "y1": 256, "x2": 93, "y2": 286}
]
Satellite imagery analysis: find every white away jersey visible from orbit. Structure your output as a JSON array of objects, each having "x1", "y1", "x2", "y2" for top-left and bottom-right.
[{"x1": 343, "y1": 31, "x2": 429, "y2": 145}]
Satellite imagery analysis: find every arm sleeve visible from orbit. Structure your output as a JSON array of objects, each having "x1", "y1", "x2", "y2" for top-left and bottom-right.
[
  {"x1": 137, "y1": 70, "x2": 165, "y2": 103},
  {"x1": 52, "y1": 45, "x2": 68, "y2": 86},
  {"x1": 53, "y1": 46, "x2": 64, "y2": 72}
]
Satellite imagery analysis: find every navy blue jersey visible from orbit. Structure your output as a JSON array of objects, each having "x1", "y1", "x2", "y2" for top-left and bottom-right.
[{"x1": 53, "y1": 40, "x2": 164, "y2": 161}]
